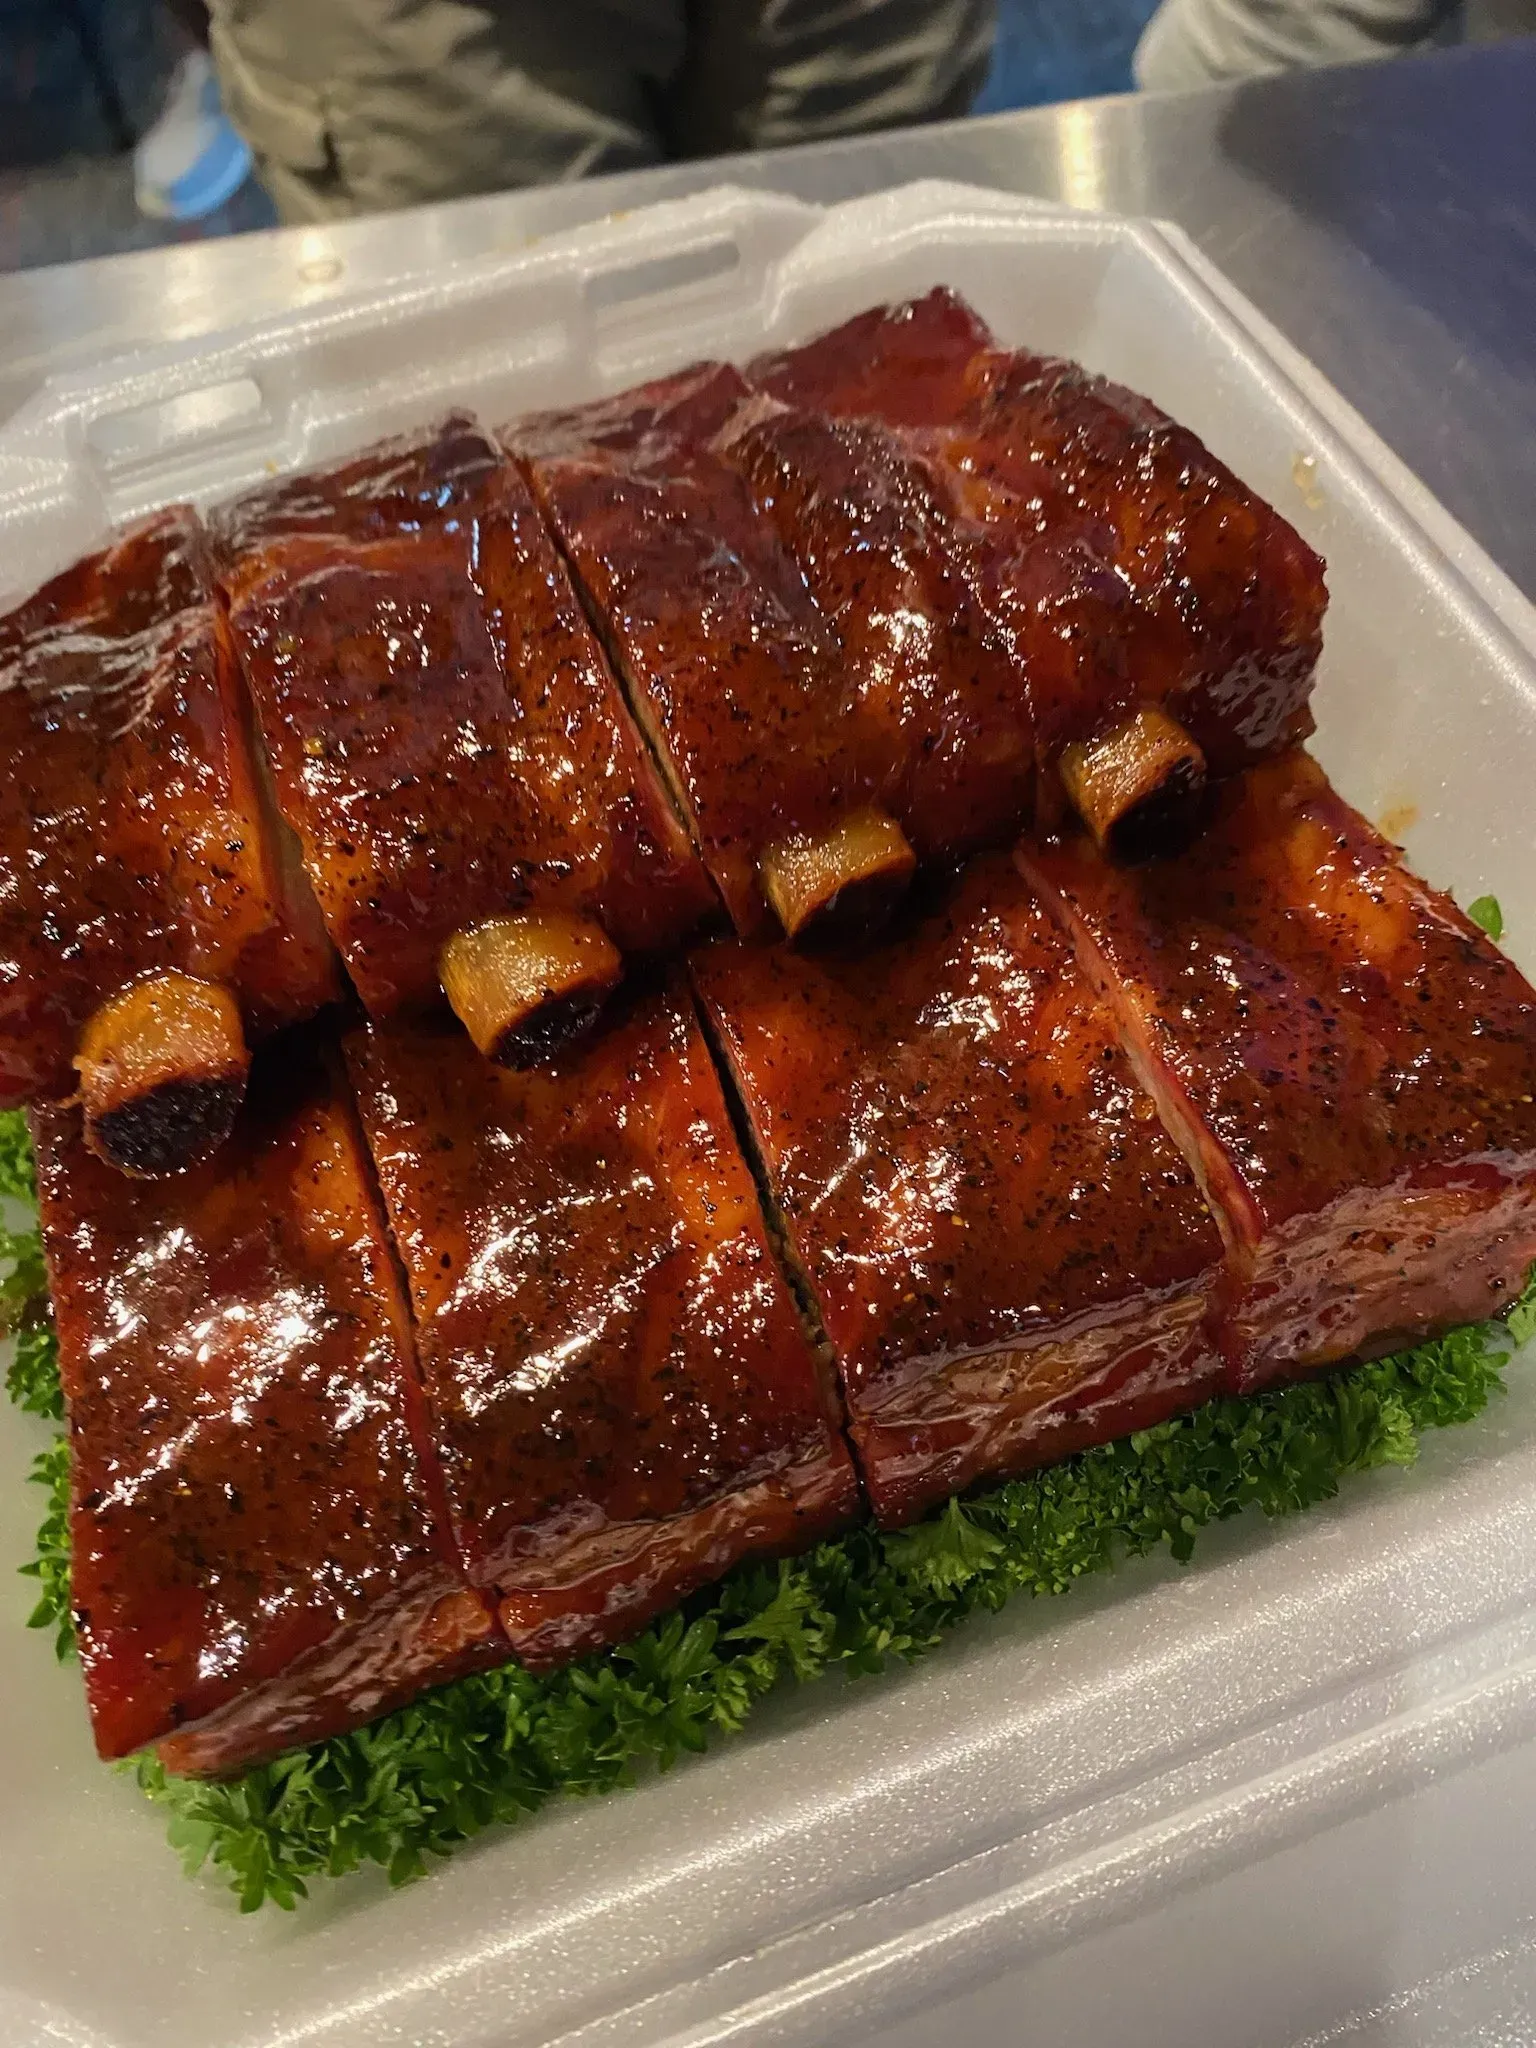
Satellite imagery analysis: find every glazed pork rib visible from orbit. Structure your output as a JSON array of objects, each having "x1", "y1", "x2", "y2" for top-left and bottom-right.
[
  {"x1": 692, "y1": 854, "x2": 1227, "y2": 1526},
  {"x1": 0, "y1": 293, "x2": 1329, "y2": 1176},
  {"x1": 714, "y1": 398, "x2": 1037, "y2": 868},
  {"x1": 30, "y1": 779, "x2": 1536, "y2": 1774},
  {"x1": 34, "y1": 1039, "x2": 505, "y2": 1779},
  {"x1": 751, "y1": 289, "x2": 1328, "y2": 857},
  {"x1": 1022, "y1": 751, "x2": 1536, "y2": 1391},
  {"x1": 346, "y1": 981, "x2": 859, "y2": 1666},
  {"x1": 936, "y1": 347, "x2": 1327, "y2": 846},
  {"x1": 0, "y1": 508, "x2": 339, "y2": 1176},
  {"x1": 508, "y1": 366, "x2": 913, "y2": 942},
  {"x1": 212, "y1": 414, "x2": 714, "y2": 1064}
]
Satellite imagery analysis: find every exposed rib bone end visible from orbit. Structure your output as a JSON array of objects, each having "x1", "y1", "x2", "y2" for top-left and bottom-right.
[
  {"x1": 760, "y1": 808, "x2": 918, "y2": 943},
  {"x1": 76, "y1": 974, "x2": 250, "y2": 1178},
  {"x1": 1059, "y1": 710, "x2": 1208, "y2": 863},
  {"x1": 441, "y1": 912, "x2": 623, "y2": 1069}
]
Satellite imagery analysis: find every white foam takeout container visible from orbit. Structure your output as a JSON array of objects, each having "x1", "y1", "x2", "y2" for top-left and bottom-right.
[{"x1": 2, "y1": 182, "x2": 1535, "y2": 2048}]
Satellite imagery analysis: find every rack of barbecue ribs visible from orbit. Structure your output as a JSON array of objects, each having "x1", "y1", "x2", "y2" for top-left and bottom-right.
[
  {"x1": 0, "y1": 508, "x2": 339, "y2": 1176},
  {"x1": 0, "y1": 295, "x2": 1330, "y2": 1183},
  {"x1": 1020, "y1": 749, "x2": 1536, "y2": 1390},
  {"x1": 695, "y1": 791, "x2": 1536, "y2": 1521},
  {"x1": 210, "y1": 413, "x2": 715, "y2": 1066},
  {"x1": 13, "y1": 295, "x2": 1536, "y2": 1782},
  {"x1": 39, "y1": 981, "x2": 857, "y2": 1773},
  {"x1": 27, "y1": 766, "x2": 1536, "y2": 1773},
  {"x1": 692, "y1": 854, "x2": 1229, "y2": 1526},
  {"x1": 32, "y1": 1038, "x2": 508, "y2": 1778},
  {"x1": 749, "y1": 289, "x2": 1329, "y2": 858},
  {"x1": 507, "y1": 366, "x2": 920, "y2": 942},
  {"x1": 345, "y1": 980, "x2": 857, "y2": 1667}
]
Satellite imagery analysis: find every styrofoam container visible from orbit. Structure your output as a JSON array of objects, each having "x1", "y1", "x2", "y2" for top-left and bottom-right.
[{"x1": 2, "y1": 182, "x2": 1534, "y2": 2048}]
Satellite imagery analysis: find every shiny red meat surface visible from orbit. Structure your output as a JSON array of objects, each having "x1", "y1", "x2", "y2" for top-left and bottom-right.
[
  {"x1": 346, "y1": 983, "x2": 858, "y2": 1666},
  {"x1": 693, "y1": 854, "x2": 1226, "y2": 1526},
  {"x1": 508, "y1": 361, "x2": 749, "y2": 469},
  {"x1": 214, "y1": 415, "x2": 712, "y2": 1013},
  {"x1": 0, "y1": 508, "x2": 337, "y2": 1105},
  {"x1": 211, "y1": 412, "x2": 505, "y2": 595},
  {"x1": 751, "y1": 290, "x2": 1327, "y2": 799},
  {"x1": 34, "y1": 1040, "x2": 503, "y2": 1776},
  {"x1": 749, "y1": 286, "x2": 996, "y2": 427},
  {"x1": 937, "y1": 350, "x2": 1327, "y2": 779},
  {"x1": 1024, "y1": 751, "x2": 1536, "y2": 1390},
  {"x1": 718, "y1": 402, "x2": 1036, "y2": 861},
  {"x1": 510, "y1": 366, "x2": 876, "y2": 934}
]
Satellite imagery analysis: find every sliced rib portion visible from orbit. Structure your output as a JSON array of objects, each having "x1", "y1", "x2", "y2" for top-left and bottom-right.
[
  {"x1": 716, "y1": 400, "x2": 1036, "y2": 863},
  {"x1": 212, "y1": 415, "x2": 713, "y2": 1055},
  {"x1": 0, "y1": 508, "x2": 338, "y2": 1170},
  {"x1": 751, "y1": 290, "x2": 1327, "y2": 853},
  {"x1": 510, "y1": 367, "x2": 901, "y2": 939},
  {"x1": 693, "y1": 855, "x2": 1226, "y2": 1527},
  {"x1": 1023, "y1": 751, "x2": 1536, "y2": 1391},
  {"x1": 936, "y1": 348, "x2": 1327, "y2": 781},
  {"x1": 34, "y1": 1038, "x2": 504, "y2": 1778},
  {"x1": 346, "y1": 983, "x2": 858, "y2": 1667}
]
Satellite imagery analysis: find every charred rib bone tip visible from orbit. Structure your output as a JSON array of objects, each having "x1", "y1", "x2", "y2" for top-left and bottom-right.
[
  {"x1": 439, "y1": 911, "x2": 623, "y2": 1066},
  {"x1": 1059, "y1": 710, "x2": 1209, "y2": 864},
  {"x1": 760, "y1": 808, "x2": 918, "y2": 944},
  {"x1": 75, "y1": 973, "x2": 250, "y2": 1178}
]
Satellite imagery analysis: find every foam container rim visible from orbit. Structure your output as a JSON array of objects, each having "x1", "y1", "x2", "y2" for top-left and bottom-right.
[{"x1": 0, "y1": 180, "x2": 1534, "y2": 2048}]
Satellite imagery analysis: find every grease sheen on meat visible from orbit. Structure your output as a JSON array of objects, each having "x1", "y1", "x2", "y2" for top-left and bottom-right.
[
  {"x1": 938, "y1": 349, "x2": 1327, "y2": 779},
  {"x1": 1024, "y1": 751, "x2": 1536, "y2": 1389},
  {"x1": 749, "y1": 286, "x2": 995, "y2": 427},
  {"x1": 0, "y1": 507, "x2": 337, "y2": 1105},
  {"x1": 693, "y1": 855, "x2": 1226, "y2": 1525},
  {"x1": 510, "y1": 366, "x2": 877, "y2": 934},
  {"x1": 213, "y1": 414, "x2": 713, "y2": 1013},
  {"x1": 346, "y1": 983, "x2": 858, "y2": 1665},
  {"x1": 718, "y1": 402, "x2": 1036, "y2": 860},
  {"x1": 752, "y1": 288, "x2": 1327, "y2": 795},
  {"x1": 34, "y1": 1042, "x2": 504, "y2": 1777}
]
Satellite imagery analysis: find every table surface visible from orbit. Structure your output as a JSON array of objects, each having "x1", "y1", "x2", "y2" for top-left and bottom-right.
[{"x1": 1, "y1": 37, "x2": 1533, "y2": 594}]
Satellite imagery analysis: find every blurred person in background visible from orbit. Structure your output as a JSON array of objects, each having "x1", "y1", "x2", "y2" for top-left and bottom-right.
[
  {"x1": 200, "y1": 0, "x2": 996, "y2": 225},
  {"x1": 1135, "y1": 0, "x2": 1536, "y2": 88}
]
